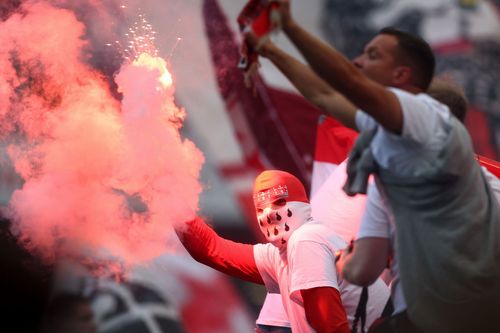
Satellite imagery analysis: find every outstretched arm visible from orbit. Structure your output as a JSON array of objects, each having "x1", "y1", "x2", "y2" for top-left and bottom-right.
[
  {"x1": 175, "y1": 216, "x2": 264, "y2": 284},
  {"x1": 258, "y1": 40, "x2": 358, "y2": 130},
  {"x1": 274, "y1": 1, "x2": 404, "y2": 134},
  {"x1": 301, "y1": 287, "x2": 350, "y2": 333}
]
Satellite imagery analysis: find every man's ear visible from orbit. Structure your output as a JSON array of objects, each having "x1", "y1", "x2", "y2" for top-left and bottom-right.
[{"x1": 393, "y1": 66, "x2": 412, "y2": 86}]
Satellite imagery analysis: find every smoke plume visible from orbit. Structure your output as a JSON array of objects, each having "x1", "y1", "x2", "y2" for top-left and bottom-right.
[{"x1": 0, "y1": 0, "x2": 204, "y2": 268}]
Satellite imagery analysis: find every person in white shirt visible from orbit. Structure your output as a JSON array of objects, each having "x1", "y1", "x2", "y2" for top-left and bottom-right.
[
  {"x1": 353, "y1": 79, "x2": 500, "y2": 331},
  {"x1": 256, "y1": 161, "x2": 379, "y2": 333},
  {"x1": 175, "y1": 170, "x2": 389, "y2": 333}
]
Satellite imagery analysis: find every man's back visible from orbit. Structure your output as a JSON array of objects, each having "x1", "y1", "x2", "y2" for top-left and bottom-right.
[
  {"x1": 378, "y1": 117, "x2": 500, "y2": 332},
  {"x1": 350, "y1": 89, "x2": 500, "y2": 332}
]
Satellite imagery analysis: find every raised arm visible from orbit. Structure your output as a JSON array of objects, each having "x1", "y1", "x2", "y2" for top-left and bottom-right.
[
  {"x1": 257, "y1": 40, "x2": 358, "y2": 130},
  {"x1": 275, "y1": 2, "x2": 404, "y2": 134},
  {"x1": 175, "y1": 216, "x2": 264, "y2": 284}
]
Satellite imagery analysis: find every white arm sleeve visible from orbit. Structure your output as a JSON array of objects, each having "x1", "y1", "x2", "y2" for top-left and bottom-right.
[
  {"x1": 288, "y1": 240, "x2": 339, "y2": 304},
  {"x1": 253, "y1": 243, "x2": 280, "y2": 293},
  {"x1": 390, "y1": 88, "x2": 450, "y2": 146},
  {"x1": 357, "y1": 184, "x2": 391, "y2": 239}
]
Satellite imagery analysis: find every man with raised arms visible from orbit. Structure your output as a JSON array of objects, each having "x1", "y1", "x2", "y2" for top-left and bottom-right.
[{"x1": 244, "y1": 2, "x2": 500, "y2": 331}]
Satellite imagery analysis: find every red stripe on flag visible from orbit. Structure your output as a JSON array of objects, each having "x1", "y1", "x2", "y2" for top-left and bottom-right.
[{"x1": 314, "y1": 115, "x2": 358, "y2": 164}]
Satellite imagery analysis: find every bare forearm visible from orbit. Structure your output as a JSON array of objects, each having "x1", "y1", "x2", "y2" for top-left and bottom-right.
[
  {"x1": 266, "y1": 45, "x2": 332, "y2": 103},
  {"x1": 340, "y1": 252, "x2": 375, "y2": 286},
  {"x1": 282, "y1": 20, "x2": 402, "y2": 133},
  {"x1": 283, "y1": 21, "x2": 365, "y2": 102},
  {"x1": 264, "y1": 44, "x2": 358, "y2": 130},
  {"x1": 339, "y1": 238, "x2": 390, "y2": 286}
]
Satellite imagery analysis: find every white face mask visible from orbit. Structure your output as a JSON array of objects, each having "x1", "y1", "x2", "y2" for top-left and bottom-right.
[{"x1": 256, "y1": 201, "x2": 311, "y2": 250}]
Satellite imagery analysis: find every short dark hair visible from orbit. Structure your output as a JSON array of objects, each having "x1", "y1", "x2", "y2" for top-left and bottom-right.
[
  {"x1": 427, "y1": 79, "x2": 468, "y2": 122},
  {"x1": 379, "y1": 27, "x2": 435, "y2": 90}
]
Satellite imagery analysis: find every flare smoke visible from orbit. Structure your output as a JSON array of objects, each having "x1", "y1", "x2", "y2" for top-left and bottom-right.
[{"x1": 0, "y1": 0, "x2": 204, "y2": 267}]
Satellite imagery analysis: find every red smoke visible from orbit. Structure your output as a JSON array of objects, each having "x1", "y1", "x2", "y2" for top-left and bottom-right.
[{"x1": 0, "y1": 1, "x2": 204, "y2": 268}]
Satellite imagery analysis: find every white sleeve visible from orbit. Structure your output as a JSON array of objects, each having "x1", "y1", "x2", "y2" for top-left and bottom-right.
[
  {"x1": 288, "y1": 240, "x2": 339, "y2": 304},
  {"x1": 253, "y1": 243, "x2": 280, "y2": 293},
  {"x1": 355, "y1": 110, "x2": 378, "y2": 132},
  {"x1": 256, "y1": 293, "x2": 291, "y2": 327},
  {"x1": 390, "y1": 88, "x2": 448, "y2": 146},
  {"x1": 357, "y1": 184, "x2": 391, "y2": 239}
]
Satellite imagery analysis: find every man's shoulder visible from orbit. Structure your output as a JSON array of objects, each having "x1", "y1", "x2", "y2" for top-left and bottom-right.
[
  {"x1": 389, "y1": 87, "x2": 450, "y2": 118},
  {"x1": 292, "y1": 219, "x2": 328, "y2": 236},
  {"x1": 289, "y1": 220, "x2": 346, "y2": 246},
  {"x1": 254, "y1": 242, "x2": 279, "y2": 261},
  {"x1": 357, "y1": 88, "x2": 451, "y2": 139}
]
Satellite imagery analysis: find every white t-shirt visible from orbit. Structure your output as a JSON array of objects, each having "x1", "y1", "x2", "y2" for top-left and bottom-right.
[
  {"x1": 355, "y1": 88, "x2": 452, "y2": 175},
  {"x1": 311, "y1": 160, "x2": 368, "y2": 243},
  {"x1": 356, "y1": 87, "x2": 456, "y2": 314},
  {"x1": 254, "y1": 220, "x2": 389, "y2": 332},
  {"x1": 256, "y1": 293, "x2": 291, "y2": 328}
]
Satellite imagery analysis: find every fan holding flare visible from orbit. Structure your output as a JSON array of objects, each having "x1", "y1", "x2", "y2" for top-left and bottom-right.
[{"x1": 174, "y1": 169, "x2": 389, "y2": 333}]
